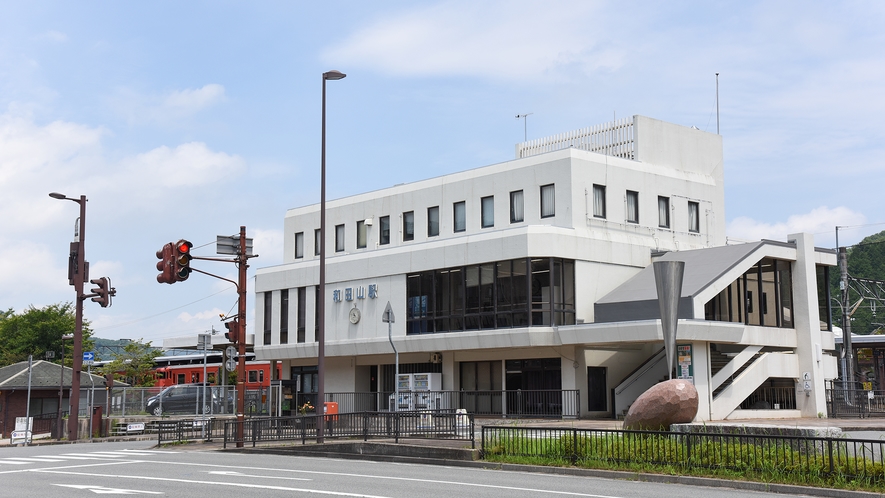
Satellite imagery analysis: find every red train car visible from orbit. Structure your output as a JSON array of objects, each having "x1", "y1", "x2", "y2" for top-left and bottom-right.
[{"x1": 153, "y1": 353, "x2": 281, "y2": 390}]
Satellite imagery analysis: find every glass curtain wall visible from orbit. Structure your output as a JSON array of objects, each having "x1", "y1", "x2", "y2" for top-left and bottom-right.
[{"x1": 407, "y1": 257, "x2": 575, "y2": 335}]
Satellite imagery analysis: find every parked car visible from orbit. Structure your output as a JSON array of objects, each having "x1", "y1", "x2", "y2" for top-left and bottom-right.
[{"x1": 146, "y1": 384, "x2": 233, "y2": 416}]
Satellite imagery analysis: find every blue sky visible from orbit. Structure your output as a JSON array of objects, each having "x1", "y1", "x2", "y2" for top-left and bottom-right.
[{"x1": 2, "y1": 1, "x2": 883, "y2": 347}]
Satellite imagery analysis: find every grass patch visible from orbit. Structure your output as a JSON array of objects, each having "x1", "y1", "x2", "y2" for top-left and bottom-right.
[{"x1": 482, "y1": 430, "x2": 885, "y2": 493}]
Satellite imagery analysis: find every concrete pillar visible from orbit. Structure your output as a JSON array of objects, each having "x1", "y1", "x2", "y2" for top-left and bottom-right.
[{"x1": 789, "y1": 232, "x2": 827, "y2": 417}]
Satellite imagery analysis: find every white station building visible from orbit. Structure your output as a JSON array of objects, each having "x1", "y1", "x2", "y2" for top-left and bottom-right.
[{"x1": 254, "y1": 115, "x2": 838, "y2": 421}]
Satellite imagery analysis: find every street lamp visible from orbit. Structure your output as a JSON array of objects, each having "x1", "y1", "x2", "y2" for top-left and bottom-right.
[
  {"x1": 318, "y1": 69, "x2": 345, "y2": 443},
  {"x1": 56, "y1": 334, "x2": 73, "y2": 441},
  {"x1": 49, "y1": 192, "x2": 86, "y2": 441}
]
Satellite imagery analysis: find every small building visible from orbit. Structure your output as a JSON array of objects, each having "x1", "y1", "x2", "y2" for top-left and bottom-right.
[
  {"x1": 0, "y1": 360, "x2": 118, "y2": 438},
  {"x1": 253, "y1": 115, "x2": 837, "y2": 421}
]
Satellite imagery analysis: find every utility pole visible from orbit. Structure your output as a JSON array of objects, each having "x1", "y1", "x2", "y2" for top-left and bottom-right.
[{"x1": 837, "y1": 227, "x2": 854, "y2": 390}]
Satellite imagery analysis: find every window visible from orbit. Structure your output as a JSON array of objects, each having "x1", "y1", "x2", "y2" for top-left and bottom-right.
[
  {"x1": 356, "y1": 220, "x2": 367, "y2": 248},
  {"x1": 592, "y1": 185, "x2": 606, "y2": 218},
  {"x1": 626, "y1": 190, "x2": 639, "y2": 223},
  {"x1": 379, "y1": 216, "x2": 390, "y2": 245},
  {"x1": 481, "y1": 196, "x2": 494, "y2": 228},
  {"x1": 427, "y1": 206, "x2": 439, "y2": 237},
  {"x1": 335, "y1": 224, "x2": 344, "y2": 252},
  {"x1": 294, "y1": 232, "x2": 304, "y2": 259},
  {"x1": 263, "y1": 292, "x2": 272, "y2": 346},
  {"x1": 658, "y1": 196, "x2": 670, "y2": 228},
  {"x1": 510, "y1": 190, "x2": 524, "y2": 223},
  {"x1": 297, "y1": 287, "x2": 306, "y2": 343},
  {"x1": 406, "y1": 257, "x2": 575, "y2": 335},
  {"x1": 688, "y1": 201, "x2": 700, "y2": 233},
  {"x1": 314, "y1": 229, "x2": 321, "y2": 256},
  {"x1": 540, "y1": 184, "x2": 555, "y2": 218},
  {"x1": 453, "y1": 201, "x2": 466, "y2": 232},
  {"x1": 403, "y1": 211, "x2": 414, "y2": 241},
  {"x1": 280, "y1": 289, "x2": 289, "y2": 344}
]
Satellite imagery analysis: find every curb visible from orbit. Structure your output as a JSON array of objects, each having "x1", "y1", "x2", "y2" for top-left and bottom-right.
[{"x1": 222, "y1": 443, "x2": 885, "y2": 498}]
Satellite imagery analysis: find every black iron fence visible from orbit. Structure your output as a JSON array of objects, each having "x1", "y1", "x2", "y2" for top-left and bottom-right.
[
  {"x1": 157, "y1": 418, "x2": 227, "y2": 444},
  {"x1": 827, "y1": 388, "x2": 885, "y2": 418},
  {"x1": 738, "y1": 386, "x2": 796, "y2": 410},
  {"x1": 482, "y1": 426, "x2": 885, "y2": 485},
  {"x1": 222, "y1": 410, "x2": 474, "y2": 448},
  {"x1": 291, "y1": 390, "x2": 578, "y2": 418}
]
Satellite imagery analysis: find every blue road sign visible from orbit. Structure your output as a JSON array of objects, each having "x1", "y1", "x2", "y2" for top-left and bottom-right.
[{"x1": 83, "y1": 351, "x2": 95, "y2": 365}]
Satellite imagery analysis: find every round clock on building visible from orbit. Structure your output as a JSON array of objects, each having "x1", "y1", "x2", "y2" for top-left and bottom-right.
[{"x1": 349, "y1": 307, "x2": 361, "y2": 324}]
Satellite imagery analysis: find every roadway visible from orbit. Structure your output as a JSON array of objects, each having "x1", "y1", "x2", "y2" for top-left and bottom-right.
[{"x1": 0, "y1": 440, "x2": 827, "y2": 498}]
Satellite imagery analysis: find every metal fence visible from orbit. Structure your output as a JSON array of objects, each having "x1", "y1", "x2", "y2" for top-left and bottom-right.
[
  {"x1": 157, "y1": 418, "x2": 228, "y2": 444},
  {"x1": 222, "y1": 410, "x2": 475, "y2": 449},
  {"x1": 481, "y1": 426, "x2": 885, "y2": 485},
  {"x1": 827, "y1": 388, "x2": 885, "y2": 418},
  {"x1": 291, "y1": 390, "x2": 578, "y2": 418}
]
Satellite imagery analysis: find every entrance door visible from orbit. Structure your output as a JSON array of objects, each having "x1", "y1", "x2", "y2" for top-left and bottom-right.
[{"x1": 587, "y1": 366, "x2": 607, "y2": 412}]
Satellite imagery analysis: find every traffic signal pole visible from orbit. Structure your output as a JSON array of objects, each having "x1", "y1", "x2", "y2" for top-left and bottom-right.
[
  {"x1": 156, "y1": 227, "x2": 254, "y2": 448},
  {"x1": 236, "y1": 226, "x2": 248, "y2": 447}
]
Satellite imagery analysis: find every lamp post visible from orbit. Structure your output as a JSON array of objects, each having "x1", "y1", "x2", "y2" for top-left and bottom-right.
[
  {"x1": 318, "y1": 69, "x2": 345, "y2": 443},
  {"x1": 56, "y1": 334, "x2": 73, "y2": 441},
  {"x1": 49, "y1": 192, "x2": 86, "y2": 441}
]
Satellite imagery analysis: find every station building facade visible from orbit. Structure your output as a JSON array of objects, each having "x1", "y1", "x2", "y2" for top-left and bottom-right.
[{"x1": 254, "y1": 115, "x2": 838, "y2": 420}]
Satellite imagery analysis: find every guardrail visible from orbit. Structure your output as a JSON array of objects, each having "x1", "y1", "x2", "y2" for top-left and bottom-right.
[
  {"x1": 481, "y1": 426, "x2": 885, "y2": 485},
  {"x1": 223, "y1": 410, "x2": 474, "y2": 449}
]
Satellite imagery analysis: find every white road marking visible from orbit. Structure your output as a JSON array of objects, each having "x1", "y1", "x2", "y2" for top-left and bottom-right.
[
  {"x1": 1, "y1": 457, "x2": 66, "y2": 462},
  {"x1": 55, "y1": 484, "x2": 164, "y2": 495},
  {"x1": 38, "y1": 469, "x2": 389, "y2": 497},
  {"x1": 208, "y1": 470, "x2": 310, "y2": 481},
  {"x1": 0, "y1": 460, "x2": 31, "y2": 465}
]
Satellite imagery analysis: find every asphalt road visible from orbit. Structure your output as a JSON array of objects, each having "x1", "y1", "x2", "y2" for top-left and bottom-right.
[{"x1": 0, "y1": 441, "x2": 824, "y2": 497}]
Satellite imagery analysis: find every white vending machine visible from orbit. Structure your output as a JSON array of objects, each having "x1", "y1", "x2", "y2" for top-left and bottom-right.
[
  {"x1": 411, "y1": 373, "x2": 444, "y2": 410},
  {"x1": 395, "y1": 373, "x2": 414, "y2": 411}
]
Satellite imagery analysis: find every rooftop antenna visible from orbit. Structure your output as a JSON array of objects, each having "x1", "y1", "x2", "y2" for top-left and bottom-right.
[
  {"x1": 715, "y1": 72, "x2": 720, "y2": 134},
  {"x1": 516, "y1": 113, "x2": 533, "y2": 142}
]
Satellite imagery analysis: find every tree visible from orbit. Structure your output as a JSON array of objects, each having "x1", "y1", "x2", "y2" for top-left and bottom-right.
[
  {"x1": 0, "y1": 303, "x2": 94, "y2": 367},
  {"x1": 830, "y1": 230, "x2": 885, "y2": 335},
  {"x1": 98, "y1": 339, "x2": 162, "y2": 387}
]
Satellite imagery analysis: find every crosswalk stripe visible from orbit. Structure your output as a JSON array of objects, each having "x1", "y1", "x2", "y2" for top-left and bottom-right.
[
  {"x1": 0, "y1": 460, "x2": 32, "y2": 465},
  {"x1": 1, "y1": 457, "x2": 65, "y2": 462}
]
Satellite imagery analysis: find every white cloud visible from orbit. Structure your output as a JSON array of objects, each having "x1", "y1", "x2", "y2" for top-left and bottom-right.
[
  {"x1": 727, "y1": 206, "x2": 866, "y2": 245},
  {"x1": 177, "y1": 308, "x2": 227, "y2": 323},
  {"x1": 36, "y1": 30, "x2": 68, "y2": 43},
  {"x1": 119, "y1": 142, "x2": 245, "y2": 190},
  {"x1": 322, "y1": 1, "x2": 612, "y2": 82},
  {"x1": 110, "y1": 84, "x2": 226, "y2": 125},
  {"x1": 0, "y1": 240, "x2": 68, "y2": 306},
  {"x1": 161, "y1": 84, "x2": 225, "y2": 116},
  {"x1": 252, "y1": 228, "x2": 283, "y2": 267}
]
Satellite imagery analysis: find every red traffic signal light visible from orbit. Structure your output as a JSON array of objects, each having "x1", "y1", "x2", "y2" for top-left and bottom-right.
[
  {"x1": 89, "y1": 277, "x2": 113, "y2": 308},
  {"x1": 156, "y1": 243, "x2": 175, "y2": 284},
  {"x1": 174, "y1": 239, "x2": 193, "y2": 282}
]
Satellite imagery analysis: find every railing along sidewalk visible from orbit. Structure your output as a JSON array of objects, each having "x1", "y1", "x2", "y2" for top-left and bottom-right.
[
  {"x1": 223, "y1": 410, "x2": 474, "y2": 449},
  {"x1": 157, "y1": 417, "x2": 224, "y2": 444},
  {"x1": 482, "y1": 425, "x2": 885, "y2": 485}
]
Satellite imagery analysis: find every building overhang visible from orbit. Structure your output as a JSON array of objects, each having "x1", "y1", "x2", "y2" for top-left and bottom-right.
[{"x1": 254, "y1": 319, "x2": 797, "y2": 361}]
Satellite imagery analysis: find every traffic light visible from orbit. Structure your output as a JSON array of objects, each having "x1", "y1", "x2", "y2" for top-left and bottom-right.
[
  {"x1": 224, "y1": 318, "x2": 239, "y2": 345},
  {"x1": 90, "y1": 277, "x2": 113, "y2": 308},
  {"x1": 174, "y1": 239, "x2": 193, "y2": 282},
  {"x1": 156, "y1": 243, "x2": 175, "y2": 284}
]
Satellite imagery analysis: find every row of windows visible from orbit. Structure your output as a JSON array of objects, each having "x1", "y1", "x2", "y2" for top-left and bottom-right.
[
  {"x1": 406, "y1": 257, "x2": 576, "y2": 335},
  {"x1": 292, "y1": 184, "x2": 556, "y2": 258},
  {"x1": 264, "y1": 287, "x2": 308, "y2": 345},
  {"x1": 591, "y1": 184, "x2": 700, "y2": 232}
]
